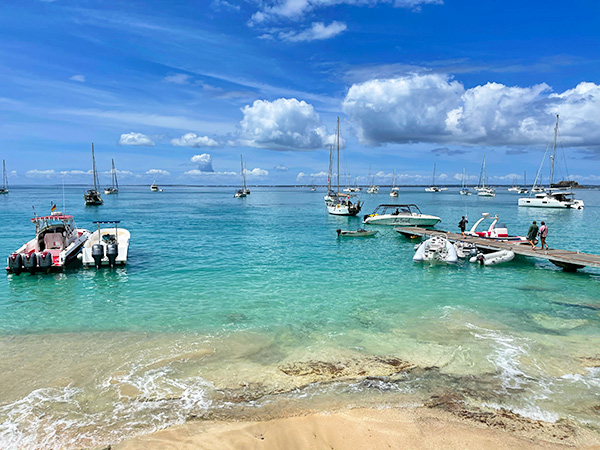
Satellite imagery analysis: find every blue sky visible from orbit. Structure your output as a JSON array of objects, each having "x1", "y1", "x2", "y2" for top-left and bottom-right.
[{"x1": 1, "y1": 0, "x2": 599, "y2": 186}]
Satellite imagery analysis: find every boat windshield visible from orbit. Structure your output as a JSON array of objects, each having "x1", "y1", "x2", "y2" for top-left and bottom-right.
[
  {"x1": 371, "y1": 204, "x2": 422, "y2": 215},
  {"x1": 31, "y1": 215, "x2": 76, "y2": 235}
]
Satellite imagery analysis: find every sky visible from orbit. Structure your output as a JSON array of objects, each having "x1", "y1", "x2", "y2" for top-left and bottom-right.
[{"x1": 0, "y1": 0, "x2": 599, "y2": 186}]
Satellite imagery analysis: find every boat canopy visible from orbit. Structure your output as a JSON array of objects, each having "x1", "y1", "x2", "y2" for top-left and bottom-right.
[
  {"x1": 31, "y1": 215, "x2": 74, "y2": 222},
  {"x1": 370, "y1": 204, "x2": 423, "y2": 215},
  {"x1": 92, "y1": 220, "x2": 121, "y2": 224}
]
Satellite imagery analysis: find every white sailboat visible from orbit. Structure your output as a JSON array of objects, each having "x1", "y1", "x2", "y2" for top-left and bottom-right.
[
  {"x1": 234, "y1": 155, "x2": 247, "y2": 198},
  {"x1": 389, "y1": 169, "x2": 399, "y2": 197},
  {"x1": 477, "y1": 156, "x2": 495, "y2": 197},
  {"x1": 324, "y1": 118, "x2": 363, "y2": 216},
  {"x1": 84, "y1": 143, "x2": 103, "y2": 205},
  {"x1": 517, "y1": 171, "x2": 529, "y2": 194},
  {"x1": 425, "y1": 163, "x2": 441, "y2": 192},
  {"x1": 104, "y1": 159, "x2": 119, "y2": 194},
  {"x1": 518, "y1": 115, "x2": 584, "y2": 209},
  {"x1": 0, "y1": 160, "x2": 8, "y2": 194},
  {"x1": 459, "y1": 169, "x2": 470, "y2": 195}
]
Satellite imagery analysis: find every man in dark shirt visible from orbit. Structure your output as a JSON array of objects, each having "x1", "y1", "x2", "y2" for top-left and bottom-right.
[
  {"x1": 458, "y1": 216, "x2": 468, "y2": 237},
  {"x1": 527, "y1": 221, "x2": 539, "y2": 250}
]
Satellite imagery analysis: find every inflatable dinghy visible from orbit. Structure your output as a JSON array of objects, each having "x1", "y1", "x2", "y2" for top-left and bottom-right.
[
  {"x1": 469, "y1": 250, "x2": 515, "y2": 266},
  {"x1": 413, "y1": 235, "x2": 458, "y2": 263}
]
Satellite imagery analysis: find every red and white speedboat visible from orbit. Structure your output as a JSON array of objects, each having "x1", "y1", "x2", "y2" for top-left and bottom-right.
[
  {"x1": 465, "y1": 213, "x2": 527, "y2": 243},
  {"x1": 6, "y1": 211, "x2": 90, "y2": 274}
]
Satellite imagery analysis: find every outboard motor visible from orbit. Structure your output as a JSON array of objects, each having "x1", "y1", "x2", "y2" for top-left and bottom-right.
[
  {"x1": 106, "y1": 243, "x2": 118, "y2": 268},
  {"x1": 476, "y1": 253, "x2": 485, "y2": 266},
  {"x1": 92, "y1": 244, "x2": 104, "y2": 269},
  {"x1": 23, "y1": 252, "x2": 38, "y2": 274},
  {"x1": 8, "y1": 253, "x2": 23, "y2": 275},
  {"x1": 38, "y1": 252, "x2": 53, "y2": 272},
  {"x1": 469, "y1": 248, "x2": 478, "y2": 258}
]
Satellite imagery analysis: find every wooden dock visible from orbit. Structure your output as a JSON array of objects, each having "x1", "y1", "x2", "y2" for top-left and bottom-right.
[{"x1": 395, "y1": 227, "x2": 600, "y2": 271}]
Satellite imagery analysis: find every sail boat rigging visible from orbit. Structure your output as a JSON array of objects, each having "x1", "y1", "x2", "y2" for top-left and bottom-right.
[
  {"x1": 324, "y1": 117, "x2": 363, "y2": 216},
  {"x1": 389, "y1": 169, "x2": 398, "y2": 197},
  {"x1": 0, "y1": 160, "x2": 8, "y2": 194},
  {"x1": 477, "y1": 156, "x2": 495, "y2": 197},
  {"x1": 104, "y1": 159, "x2": 119, "y2": 194},
  {"x1": 518, "y1": 115, "x2": 583, "y2": 209},
  {"x1": 459, "y1": 169, "x2": 470, "y2": 195},
  {"x1": 84, "y1": 143, "x2": 103, "y2": 205},
  {"x1": 425, "y1": 163, "x2": 440, "y2": 192},
  {"x1": 234, "y1": 155, "x2": 247, "y2": 198}
]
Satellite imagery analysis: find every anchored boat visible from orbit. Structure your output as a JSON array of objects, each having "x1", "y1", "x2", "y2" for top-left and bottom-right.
[
  {"x1": 464, "y1": 213, "x2": 528, "y2": 243},
  {"x1": 363, "y1": 204, "x2": 441, "y2": 227},
  {"x1": 336, "y1": 228, "x2": 377, "y2": 237},
  {"x1": 104, "y1": 159, "x2": 119, "y2": 195},
  {"x1": 81, "y1": 221, "x2": 130, "y2": 269},
  {"x1": 6, "y1": 211, "x2": 90, "y2": 274},
  {"x1": 84, "y1": 143, "x2": 103, "y2": 205},
  {"x1": 413, "y1": 234, "x2": 458, "y2": 264}
]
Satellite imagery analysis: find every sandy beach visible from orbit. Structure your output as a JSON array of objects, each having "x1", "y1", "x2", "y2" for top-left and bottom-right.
[{"x1": 113, "y1": 406, "x2": 600, "y2": 450}]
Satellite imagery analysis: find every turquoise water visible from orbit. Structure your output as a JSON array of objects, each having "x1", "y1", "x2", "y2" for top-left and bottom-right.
[{"x1": 1, "y1": 186, "x2": 600, "y2": 449}]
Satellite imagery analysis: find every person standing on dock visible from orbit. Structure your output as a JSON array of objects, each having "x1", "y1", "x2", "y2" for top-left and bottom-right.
[
  {"x1": 458, "y1": 216, "x2": 468, "y2": 238},
  {"x1": 527, "y1": 221, "x2": 539, "y2": 250},
  {"x1": 539, "y1": 221, "x2": 549, "y2": 250}
]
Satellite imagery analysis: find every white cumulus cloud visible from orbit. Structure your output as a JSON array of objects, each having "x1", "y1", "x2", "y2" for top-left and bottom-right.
[
  {"x1": 279, "y1": 21, "x2": 347, "y2": 42},
  {"x1": 146, "y1": 169, "x2": 170, "y2": 176},
  {"x1": 171, "y1": 133, "x2": 219, "y2": 148},
  {"x1": 190, "y1": 153, "x2": 214, "y2": 172},
  {"x1": 239, "y1": 98, "x2": 331, "y2": 150},
  {"x1": 342, "y1": 74, "x2": 600, "y2": 148},
  {"x1": 244, "y1": 167, "x2": 269, "y2": 177},
  {"x1": 119, "y1": 132, "x2": 155, "y2": 147}
]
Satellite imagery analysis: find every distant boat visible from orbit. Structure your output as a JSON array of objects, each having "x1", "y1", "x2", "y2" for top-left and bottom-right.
[
  {"x1": 150, "y1": 182, "x2": 159, "y2": 192},
  {"x1": 84, "y1": 143, "x2": 103, "y2": 205},
  {"x1": 477, "y1": 156, "x2": 495, "y2": 197},
  {"x1": 310, "y1": 177, "x2": 317, "y2": 191},
  {"x1": 366, "y1": 166, "x2": 379, "y2": 193},
  {"x1": 324, "y1": 117, "x2": 363, "y2": 216},
  {"x1": 336, "y1": 228, "x2": 377, "y2": 237},
  {"x1": 234, "y1": 155, "x2": 247, "y2": 198},
  {"x1": 104, "y1": 159, "x2": 119, "y2": 195},
  {"x1": 425, "y1": 164, "x2": 441, "y2": 192},
  {"x1": 517, "y1": 171, "x2": 529, "y2": 194},
  {"x1": 459, "y1": 169, "x2": 470, "y2": 195},
  {"x1": 0, "y1": 160, "x2": 8, "y2": 194},
  {"x1": 518, "y1": 115, "x2": 584, "y2": 209},
  {"x1": 389, "y1": 169, "x2": 399, "y2": 197}
]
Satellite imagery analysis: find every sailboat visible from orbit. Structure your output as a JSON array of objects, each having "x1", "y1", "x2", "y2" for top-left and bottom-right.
[
  {"x1": 477, "y1": 156, "x2": 495, "y2": 197},
  {"x1": 84, "y1": 143, "x2": 103, "y2": 205},
  {"x1": 518, "y1": 115, "x2": 584, "y2": 209},
  {"x1": 507, "y1": 176, "x2": 520, "y2": 192},
  {"x1": 366, "y1": 166, "x2": 379, "y2": 193},
  {"x1": 459, "y1": 169, "x2": 470, "y2": 195},
  {"x1": 310, "y1": 177, "x2": 317, "y2": 191},
  {"x1": 425, "y1": 164, "x2": 441, "y2": 192},
  {"x1": 389, "y1": 169, "x2": 399, "y2": 197},
  {"x1": 517, "y1": 171, "x2": 529, "y2": 194},
  {"x1": 324, "y1": 118, "x2": 363, "y2": 216},
  {"x1": 234, "y1": 155, "x2": 247, "y2": 198},
  {"x1": 104, "y1": 159, "x2": 119, "y2": 194},
  {"x1": 0, "y1": 160, "x2": 8, "y2": 194}
]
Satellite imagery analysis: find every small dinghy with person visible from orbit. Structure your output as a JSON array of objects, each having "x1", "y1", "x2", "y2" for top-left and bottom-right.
[
  {"x1": 81, "y1": 221, "x2": 130, "y2": 269},
  {"x1": 413, "y1": 234, "x2": 458, "y2": 264},
  {"x1": 337, "y1": 228, "x2": 377, "y2": 237},
  {"x1": 470, "y1": 250, "x2": 515, "y2": 266}
]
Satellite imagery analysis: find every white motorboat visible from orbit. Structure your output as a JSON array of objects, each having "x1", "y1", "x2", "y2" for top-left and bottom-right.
[
  {"x1": 366, "y1": 185, "x2": 379, "y2": 194},
  {"x1": 425, "y1": 163, "x2": 441, "y2": 192},
  {"x1": 104, "y1": 159, "x2": 119, "y2": 194},
  {"x1": 84, "y1": 143, "x2": 103, "y2": 205},
  {"x1": 389, "y1": 169, "x2": 399, "y2": 196},
  {"x1": 363, "y1": 204, "x2": 441, "y2": 227},
  {"x1": 6, "y1": 210, "x2": 90, "y2": 274},
  {"x1": 0, "y1": 160, "x2": 8, "y2": 194},
  {"x1": 453, "y1": 241, "x2": 478, "y2": 258},
  {"x1": 470, "y1": 250, "x2": 515, "y2": 266},
  {"x1": 336, "y1": 228, "x2": 377, "y2": 237},
  {"x1": 465, "y1": 213, "x2": 528, "y2": 243},
  {"x1": 150, "y1": 182, "x2": 160, "y2": 192},
  {"x1": 81, "y1": 221, "x2": 130, "y2": 269},
  {"x1": 518, "y1": 115, "x2": 584, "y2": 210},
  {"x1": 413, "y1": 234, "x2": 458, "y2": 264},
  {"x1": 324, "y1": 118, "x2": 363, "y2": 216}
]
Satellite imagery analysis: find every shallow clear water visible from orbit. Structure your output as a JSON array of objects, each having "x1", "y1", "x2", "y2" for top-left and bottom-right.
[{"x1": 1, "y1": 186, "x2": 600, "y2": 449}]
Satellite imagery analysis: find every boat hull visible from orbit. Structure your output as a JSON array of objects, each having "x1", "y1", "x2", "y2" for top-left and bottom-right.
[
  {"x1": 363, "y1": 214, "x2": 440, "y2": 227},
  {"x1": 518, "y1": 197, "x2": 584, "y2": 209}
]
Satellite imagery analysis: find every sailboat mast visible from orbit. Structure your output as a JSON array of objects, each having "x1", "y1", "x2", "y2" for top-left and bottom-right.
[
  {"x1": 240, "y1": 155, "x2": 244, "y2": 188},
  {"x1": 550, "y1": 114, "x2": 559, "y2": 188},
  {"x1": 336, "y1": 117, "x2": 340, "y2": 194},
  {"x1": 2, "y1": 160, "x2": 6, "y2": 189},
  {"x1": 481, "y1": 156, "x2": 486, "y2": 188},
  {"x1": 432, "y1": 163, "x2": 436, "y2": 186},
  {"x1": 243, "y1": 162, "x2": 247, "y2": 190},
  {"x1": 111, "y1": 159, "x2": 118, "y2": 189},
  {"x1": 327, "y1": 145, "x2": 333, "y2": 193},
  {"x1": 91, "y1": 143, "x2": 98, "y2": 191}
]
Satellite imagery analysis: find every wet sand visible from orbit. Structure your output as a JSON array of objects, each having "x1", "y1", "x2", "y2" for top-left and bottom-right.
[{"x1": 112, "y1": 406, "x2": 600, "y2": 450}]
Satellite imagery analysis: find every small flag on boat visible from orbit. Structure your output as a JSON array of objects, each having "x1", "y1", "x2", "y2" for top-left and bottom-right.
[{"x1": 51, "y1": 203, "x2": 57, "y2": 212}]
